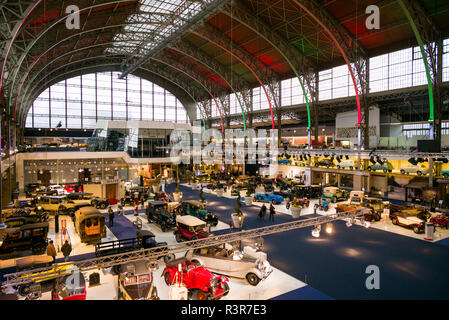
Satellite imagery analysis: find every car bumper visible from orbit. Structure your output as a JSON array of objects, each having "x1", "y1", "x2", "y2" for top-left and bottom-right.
[
  {"x1": 209, "y1": 286, "x2": 230, "y2": 300},
  {"x1": 260, "y1": 268, "x2": 273, "y2": 280}
]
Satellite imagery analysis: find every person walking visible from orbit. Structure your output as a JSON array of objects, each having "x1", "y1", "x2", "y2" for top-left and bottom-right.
[
  {"x1": 61, "y1": 240, "x2": 72, "y2": 262},
  {"x1": 118, "y1": 204, "x2": 124, "y2": 216},
  {"x1": 259, "y1": 204, "x2": 267, "y2": 220},
  {"x1": 46, "y1": 240, "x2": 57, "y2": 264},
  {"x1": 140, "y1": 195, "x2": 145, "y2": 211},
  {"x1": 108, "y1": 206, "x2": 115, "y2": 227},
  {"x1": 134, "y1": 205, "x2": 139, "y2": 216},
  {"x1": 269, "y1": 204, "x2": 276, "y2": 222}
]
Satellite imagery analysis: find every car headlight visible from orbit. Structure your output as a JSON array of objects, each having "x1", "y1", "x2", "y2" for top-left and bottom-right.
[{"x1": 37, "y1": 206, "x2": 42, "y2": 210}]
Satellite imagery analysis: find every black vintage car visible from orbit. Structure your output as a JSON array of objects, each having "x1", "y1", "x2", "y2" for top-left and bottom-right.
[
  {"x1": 292, "y1": 184, "x2": 322, "y2": 199},
  {"x1": 176, "y1": 200, "x2": 219, "y2": 227},
  {"x1": 0, "y1": 222, "x2": 49, "y2": 256},
  {"x1": 95, "y1": 229, "x2": 175, "y2": 264},
  {"x1": 314, "y1": 159, "x2": 334, "y2": 168},
  {"x1": 146, "y1": 201, "x2": 177, "y2": 232},
  {"x1": 91, "y1": 197, "x2": 110, "y2": 209}
]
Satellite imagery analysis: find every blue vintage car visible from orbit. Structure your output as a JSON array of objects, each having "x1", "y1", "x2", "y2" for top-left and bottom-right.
[
  {"x1": 253, "y1": 193, "x2": 284, "y2": 204},
  {"x1": 278, "y1": 159, "x2": 291, "y2": 164}
]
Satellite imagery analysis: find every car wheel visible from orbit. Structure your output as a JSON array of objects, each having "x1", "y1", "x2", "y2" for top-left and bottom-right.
[
  {"x1": 246, "y1": 272, "x2": 261, "y2": 286},
  {"x1": 324, "y1": 206, "x2": 328, "y2": 212},
  {"x1": 175, "y1": 232, "x2": 182, "y2": 242},
  {"x1": 337, "y1": 165, "x2": 340, "y2": 169},
  {"x1": 192, "y1": 290, "x2": 209, "y2": 300},
  {"x1": 18, "y1": 284, "x2": 31, "y2": 296},
  {"x1": 100, "y1": 203, "x2": 107, "y2": 209},
  {"x1": 375, "y1": 214, "x2": 381, "y2": 221},
  {"x1": 258, "y1": 196, "x2": 263, "y2": 201},
  {"x1": 332, "y1": 197, "x2": 337, "y2": 203},
  {"x1": 191, "y1": 236, "x2": 197, "y2": 241},
  {"x1": 417, "y1": 171, "x2": 422, "y2": 176},
  {"x1": 163, "y1": 254, "x2": 175, "y2": 264},
  {"x1": 271, "y1": 199, "x2": 277, "y2": 205},
  {"x1": 349, "y1": 166, "x2": 353, "y2": 170},
  {"x1": 383, "y1": 168, "x2": 388, "y2": 173},
  {"x1": 164, "y1": 272, "x2": 172, "y2": 285},
  {"x1": 391, "y1": 217, "x2": 398, "y2": 225},
  {"x1": 367, "y1": 167, "x2": 372, "y2": 171},
  {"x1": 400, "y1": 169, "x2": 405, "y2": 174},
  {"x1": 413, "y1": 226, "x2": 420, "y2": 234},
  {"x1": 191, "y1": 259, "x2": 202, "y2": 267},
  {"x1": 161, "y1": 223, "x2": 167, "y2": 232}
]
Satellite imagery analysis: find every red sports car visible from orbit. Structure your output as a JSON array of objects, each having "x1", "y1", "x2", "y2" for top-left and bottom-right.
[
  {"x1": 430, "y1": 215, "x2": 449, "y2": 229},
  {"x1": 162, "y1": 258, "x2": 229, "y2": 300}
]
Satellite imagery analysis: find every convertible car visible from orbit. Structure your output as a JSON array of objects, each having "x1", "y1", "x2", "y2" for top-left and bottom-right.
[
  {"x1": 253, "y1": 193, "x2": 284, "y2": 204},
  {"x1": 186, "y1": 243, "x2": 272, "y2": 286}
]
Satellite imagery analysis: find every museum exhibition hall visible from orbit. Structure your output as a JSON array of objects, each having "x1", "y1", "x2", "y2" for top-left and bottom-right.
[{"x1": 0, "y1": 0, "x2": 449, "y2": 303}]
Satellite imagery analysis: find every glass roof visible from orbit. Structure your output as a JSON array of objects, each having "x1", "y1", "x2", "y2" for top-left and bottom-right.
[{"x1": 105, "y1": 0, "x2": 210, "y2": 56}]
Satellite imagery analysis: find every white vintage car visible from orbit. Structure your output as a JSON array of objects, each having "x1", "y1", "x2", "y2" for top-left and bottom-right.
[
  {"x1": 336, "y1": 160, "x2": 357, "y2": 170},
  {"x1": 400, "y1": 165, "x2": 428, "y2": 176},
  {"x1": 185, "y1": 243, "x2": 273, "y2": 286}
]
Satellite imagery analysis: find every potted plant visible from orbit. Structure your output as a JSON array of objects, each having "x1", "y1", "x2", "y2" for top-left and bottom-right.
[
  {"x1": 173, "y1": 177, "x2": 182, "y2": 202},
  {"x1": 231, "y1": 191, "x2": 245, "y2": 229},
  {"x1": 245, "y1": 182, "x2": 253, "y2": 206},
  {"x1": 215, "y1": 181, "x2": 224, "y2": 197},
  {"x1": 290, "y1": 188, "x2": 302, "y2": 218}
]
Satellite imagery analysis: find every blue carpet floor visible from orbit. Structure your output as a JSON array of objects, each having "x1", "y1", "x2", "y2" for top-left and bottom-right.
[
  {"x1": 167, "y1": 184, "x2": 449, "y2": 299},
  {"x1": 270, "y1": 286, "x2": 333, "y2": 300}
]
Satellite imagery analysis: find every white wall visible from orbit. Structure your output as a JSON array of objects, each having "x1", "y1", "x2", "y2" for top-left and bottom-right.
[{"x1": 335, "y1": 106, "x2": 380, "y2": 147}]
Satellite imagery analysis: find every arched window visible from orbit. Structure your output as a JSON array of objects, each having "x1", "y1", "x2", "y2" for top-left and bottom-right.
[{"x1": 25, "y1": 72, "x2": 190, "y2": 129}]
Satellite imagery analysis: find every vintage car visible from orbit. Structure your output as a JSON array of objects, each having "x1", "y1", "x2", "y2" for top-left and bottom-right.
[
  {"x1": 51, "y1": 272, "x2": 87, "y2": 300},
  {"x1": 127, "y1": 186, "x2": 150, "y2": 200},
  {"x1": 121, "y1": 194, "x2": 140, "y2": 207},
  {"x1": 278, "y1": 159, "x2": 291, "y2": 164},
  {"x1": 176, "y1": 200, "x2": 218, "y2": 227},
  {"x1": 349, "y1": 191, "x2": 365, "y2": 205},
  {"x1": 117, "y1": 260, "x2": 159, "y2": 300},
  {"x1": 362, "y1": 197, "x2": 389, "y2": 215},
  {"x1": 292, "y1": 184, "x2": 322, "y2": 199},
  {"x1": 336, "y1": 160, "x2": 357, "y2": 170},
  {"x1": 314, "y1": 158, "x2": 334, "y2": 168},
  {"x1": 95, "y1": 230, "x2": 175, "y2": 263},
  {"x1": 154, "y1": 192, "x2": 172, "y2": 202},
  {"x1": 35, "y1": 195, "x2": 86, "y2": 214},
  {"x1": 174, "y1": 215, "x2": 211, "y2": 242},
  {"x1": 162, "y1": 257, "x2": 229, "y2": 300},
  {"x1": 66, "y1": 192, "x2": 95, "y2": 205},
  {"x1": 186, "y1": 243, "x2": 272, "y2": 286},
  {"x1": 146, "y1": 201, "x2": 177, "y2": 232},
  {"x1": 400, "y1": 165, "x2": 428, "y2": 176},
  {"x1": 429, "y1": 215, "x2": 449, "y2": 229},
  {"x1": 273, "y1": 190, "x2": 294, "y2": 201},
  {"x1": 0, "y1": 221, "x2": 49, "y2": 256},
  {"x1": 4, "y1": 215, "x2": 48, "y2": 228},
  {"x1": 389, "y1": 204, "x2": 431, "y2": 221},
  {"x1": 263, "y1": 183, "x2": 274, "y2": 193},
  {"x1": 336, "y1": 203, "x2": 379, "y2": 221},
  {"x1": 367, "y1": 162, "x2": 393, "y2": 173},
  {"x1": 25, "y1": 183, "x2": 41, "y2": 197},
  {"x1": 389, "y1": 211, "x2": 426, "y2": 233},
  {"x1": 321, "y1": 187, "x2": 349, "y2": 203},
  {"x1": 73, "y1": 206, "x2": 106, "y2": 244},
  {"x1": 90, "y1": 197, "x2": 110, "y2": 209},
  {"x1": 253, "y1": 192, "x2": 283, "y2": 204}
]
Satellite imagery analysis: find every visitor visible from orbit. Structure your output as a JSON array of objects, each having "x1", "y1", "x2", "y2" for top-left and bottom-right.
[
  {"x1": 134, "y1": 205, "x2": 139, "y2": 216},
  {"x1": 118, "y1": 204, "x2": 124, "y2": 216},
  {"x1": 61, "y1": 240, "x2": 72, "y2": 262},
  {"x1": 108, "y1": 206, "x2": 114, "y2": 227},
  {"x1": 259, "y1": 204, "x2": 267, "y2": 220},
  {"x1": 140, "y1": 195, "x2": 145, "y2": 210},
  {"x1": 269, "y1": 204, "x2": 276, "y2": 222},
  {"x1": 46, "y1": 240, "x2": 56, "y2": 264}
]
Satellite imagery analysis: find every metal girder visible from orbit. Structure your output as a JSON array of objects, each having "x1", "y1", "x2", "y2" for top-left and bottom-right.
[
  {"x1": 150, "y1": 54, "x2": 226, "y2": 120},
  {"x1": 1, "y1": 209, "x2": 364, "y2": 289},
  {"x1": 119, "y1": 0, "x2": 230, "y2": 79}
]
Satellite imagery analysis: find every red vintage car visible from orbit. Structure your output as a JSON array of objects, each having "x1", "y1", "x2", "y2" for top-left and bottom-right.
[
  {"x1": 174, "y1": 215, "x2": 211, "y2": 242},
  {"x1": 430, "y1": 215, "x2": 449, "y2": 229},
  {"x1": 162, "y1": 258, "x2": 229, "y2": 300},
  {"x1": 51, "y1": 272, "x2": 87, "y2": 300}
]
